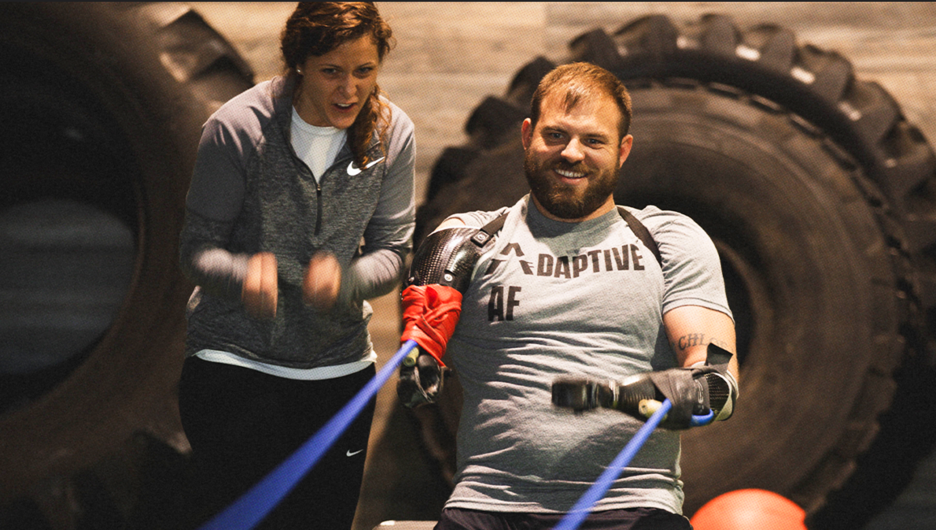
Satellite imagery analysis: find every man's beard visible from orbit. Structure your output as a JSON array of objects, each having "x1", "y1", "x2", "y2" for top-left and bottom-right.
[{"x1": 524, "y1": 151, "x2": 619, "y2": 220}]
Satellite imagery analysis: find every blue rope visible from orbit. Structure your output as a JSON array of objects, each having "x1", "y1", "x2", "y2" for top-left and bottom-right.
[
  {"x1": 552, "y1": 399, "x2": 674, "y2": 530},
  {"x1": 198, "y1": 339, "x2": 419, "y2": 530}
]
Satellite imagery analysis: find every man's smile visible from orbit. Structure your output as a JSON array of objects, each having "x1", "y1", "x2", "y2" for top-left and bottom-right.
[{"x1": 555, "y1": 168, "x2": 586, "y2": 179}]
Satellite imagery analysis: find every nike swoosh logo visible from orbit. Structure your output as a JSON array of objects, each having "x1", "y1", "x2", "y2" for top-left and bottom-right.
[
  {"x1": 346, "y1": 157, "x2": 385, "y2": 176},
  {"x1": 346, "y1": 449, "x2": 364, "y2": 457}
]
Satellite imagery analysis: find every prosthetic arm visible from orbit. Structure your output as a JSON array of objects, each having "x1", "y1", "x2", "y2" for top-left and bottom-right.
[
  {"x1": 552, "y1": 343, "x2": 738, "y2": 429},
  {"x1": 397, "y1": 223, "x2": 499, "y2": 408}
]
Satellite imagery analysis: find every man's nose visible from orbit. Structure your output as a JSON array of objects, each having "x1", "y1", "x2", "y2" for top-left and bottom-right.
[{"x1": 561, "y1": 138, "x2": 586, "y2": 163}]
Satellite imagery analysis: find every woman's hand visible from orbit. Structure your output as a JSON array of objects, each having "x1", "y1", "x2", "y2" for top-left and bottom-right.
[
  {"x1": 303, "y1": 252, "x2": 342, "y2": 311},
  {"x1": 242, "y1": 252, "x2": 278, "y2": 319}
]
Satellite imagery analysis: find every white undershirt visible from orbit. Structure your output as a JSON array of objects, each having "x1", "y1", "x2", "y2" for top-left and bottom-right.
[
  {"x1": 196, "y1": 348, "x2": 377, "y2": 380},
  {"x1": 290, "y1": 106, "x2": 347, "y2": 182}
]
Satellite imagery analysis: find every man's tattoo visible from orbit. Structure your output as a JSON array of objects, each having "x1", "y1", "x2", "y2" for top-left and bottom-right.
[{"x1": 672, "y1": 334, "x2": 729, "y2": 352}]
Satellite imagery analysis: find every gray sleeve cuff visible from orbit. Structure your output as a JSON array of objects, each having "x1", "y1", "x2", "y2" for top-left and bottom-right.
[{"x1": 179, "y1": 210, "x2": 250, "y2": 301}]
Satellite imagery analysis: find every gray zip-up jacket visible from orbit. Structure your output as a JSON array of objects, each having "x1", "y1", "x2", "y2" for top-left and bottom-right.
[{"x1": 179, "y1": 75, "x2": 415, "y2": 369}]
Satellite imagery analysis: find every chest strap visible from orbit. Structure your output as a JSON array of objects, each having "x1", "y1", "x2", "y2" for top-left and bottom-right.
[
  {"x1": 470, "y1": 211, "x2": 509, "y2": 247},
  {"x1": 617, "y1": 206, "x2": 662, "y2": 267},
  {"x1": 470, "y1": 206, "x2": 661, "y2": 266}
]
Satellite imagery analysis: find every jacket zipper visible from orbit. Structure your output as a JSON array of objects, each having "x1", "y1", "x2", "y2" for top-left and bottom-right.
[
  {"x1": 313, "y1": 152, "x2": 359, "y2": 236},
  {"x1": 315, "y1": 181, "x2": 323, "y2": 235},
  {"x1": 291, "y1": 146, "x2": 356, "y2": 236}
]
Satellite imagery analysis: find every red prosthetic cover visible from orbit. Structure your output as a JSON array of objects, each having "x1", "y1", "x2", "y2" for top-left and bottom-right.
[{"x1": 400, "y1": 284, "x2": 463, "y2": 367}]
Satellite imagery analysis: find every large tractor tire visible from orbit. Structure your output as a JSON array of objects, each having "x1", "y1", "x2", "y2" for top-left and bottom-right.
[
  {"x1": 0, "y1": 3, "x2": 253, "y2": 528},
  {"x1": 413, "y1": 14, "x2": 936, "y2": 529}
]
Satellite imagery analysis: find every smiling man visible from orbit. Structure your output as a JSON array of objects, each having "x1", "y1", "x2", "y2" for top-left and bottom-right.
[
  {"x1": 398, "y1": 62, "x2": 739, "y2": 530},
  {"x1": 522, "y1": 64, "x2": 633, "y2": 223}
]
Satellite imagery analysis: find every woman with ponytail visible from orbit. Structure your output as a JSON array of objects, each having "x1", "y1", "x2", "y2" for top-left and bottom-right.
[{"x1": 177, "y1": 3, "x2": 415, "y2": 528}]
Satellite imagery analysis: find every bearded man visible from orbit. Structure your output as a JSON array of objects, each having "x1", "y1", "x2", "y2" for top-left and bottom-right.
[{"x1": 398, "y1": 62, "x2": 739, "y2": 530}]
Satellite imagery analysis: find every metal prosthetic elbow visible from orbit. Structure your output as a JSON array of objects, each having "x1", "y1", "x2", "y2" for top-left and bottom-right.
[{"x1": 406, "y1": 226, "x2": 492, "y2": 292}]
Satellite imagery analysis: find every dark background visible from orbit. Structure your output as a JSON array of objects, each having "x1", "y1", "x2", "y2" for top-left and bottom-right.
[
  {"x1": 182, "y1": 3, "x2": 936, "y2": 530},
  {"x1": 1, "y1": 3, "x2": 934, "y2": 530}
]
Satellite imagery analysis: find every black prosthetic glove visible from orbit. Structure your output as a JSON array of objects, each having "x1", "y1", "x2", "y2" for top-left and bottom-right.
[
  {"x1": 552, "y1": 344, "x2": 736, "y2": 429},
  {"x1": 397, "y1": 349, "x2": 444, "y2": 409},
  {"x1": 552, "y1": 368, "x2": 712, "y2": 429},
  {"x1": 647, "y1": 365, "x2": 717, "y2": 429}
]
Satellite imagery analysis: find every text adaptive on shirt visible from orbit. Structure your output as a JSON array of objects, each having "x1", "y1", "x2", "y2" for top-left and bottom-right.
[{"x1": 484, "y1": 241, "x2": 650, "y2": 322}]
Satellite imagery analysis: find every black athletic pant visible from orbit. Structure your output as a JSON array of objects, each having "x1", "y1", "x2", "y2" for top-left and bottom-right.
[{"x1": 178, "y1": 356, "x2": 376, "y2": 530}]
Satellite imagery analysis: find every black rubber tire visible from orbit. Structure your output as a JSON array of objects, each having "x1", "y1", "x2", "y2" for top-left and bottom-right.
[
  {"x1": 413, "y1": 14, "x2": 935, "y2": 528},
  {"x1": 0, "y1": 3, "x2": 253, "y2": 528}
]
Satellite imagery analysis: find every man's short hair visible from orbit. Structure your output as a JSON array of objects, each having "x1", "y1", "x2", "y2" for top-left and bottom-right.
[{"x1": 529, "y1": 62, "x2": 632, "y2": 139}]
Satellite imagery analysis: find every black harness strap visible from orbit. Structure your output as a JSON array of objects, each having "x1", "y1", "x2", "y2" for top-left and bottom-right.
[
  {"x1": 617, "y1": 206, "x2": 662, "y2": 267},
  {"x1": 470, "y1": 211, "x2": 509, "y2": 247},
  {"x1": 467, "y1": 206, "x2": 661, "y2": 266}
]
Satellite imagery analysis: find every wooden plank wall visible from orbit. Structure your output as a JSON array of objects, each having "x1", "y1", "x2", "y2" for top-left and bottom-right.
[{"x1": 187, "y1": 3, "x2": 936, "y2": 529}]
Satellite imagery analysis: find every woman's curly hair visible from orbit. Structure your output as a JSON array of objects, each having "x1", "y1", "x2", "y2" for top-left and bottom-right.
[{"x1": 281, "y1": 2, "x2": 395, "y2": 168}]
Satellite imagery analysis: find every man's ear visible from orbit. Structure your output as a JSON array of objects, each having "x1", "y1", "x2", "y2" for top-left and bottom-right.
[
  {"x1": 521, "y1": 118, "x2": 533, "y2": 150},
  {"x1": 618, "y1": 134, "x2": 634, "y2": 168}
]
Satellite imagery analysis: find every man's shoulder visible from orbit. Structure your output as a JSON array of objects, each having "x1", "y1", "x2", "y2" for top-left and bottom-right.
[
  {"x1": 623, "y1": 205, "x2": 705, "y2": 235},
  {"x1": 444, "y1": 196, "x2": 524, "y2": 229},
  {"x1": 624, "y1": 204, "x2": 686, "y2": 222},
  {"x1": 619, "y1": 205, "x2": 718, "y2": 266}
]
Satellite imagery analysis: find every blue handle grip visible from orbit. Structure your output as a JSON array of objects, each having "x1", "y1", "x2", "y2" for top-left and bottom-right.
[{"x1": 690, "y1": 408, "x2": 716, "y2": 426}]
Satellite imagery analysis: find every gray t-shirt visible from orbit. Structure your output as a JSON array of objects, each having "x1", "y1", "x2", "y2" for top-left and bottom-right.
[{"x1": 442, "y1": 195, "x2": 732, "y2": 515}]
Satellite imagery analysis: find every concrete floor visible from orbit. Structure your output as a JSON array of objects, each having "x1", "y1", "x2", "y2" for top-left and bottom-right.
[{"x1": 185, "y1": 3, "x2": 936, "y2": 529}]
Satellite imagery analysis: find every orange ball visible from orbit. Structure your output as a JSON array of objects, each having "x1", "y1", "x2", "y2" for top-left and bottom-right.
[{"x1": 690, "y1": 489, "x2": 806, "y2": 530}]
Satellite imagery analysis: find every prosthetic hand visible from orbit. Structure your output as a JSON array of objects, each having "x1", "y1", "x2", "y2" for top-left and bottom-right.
[
  {"x1": 243, "y1": 252, "x2": 278, "y2": 319},
  {"x1": 552, "y1": 344, "x2": 737, "y2": 430},
  {"x1": 397, "y1": 283, "x2": 461, "y2": 408},
  {"x1": 397, "y1": 345, "x2": 446, "y2": 409},
  {"x1": 397, "y1": 225, "x2": 498, "y2": 408}
]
